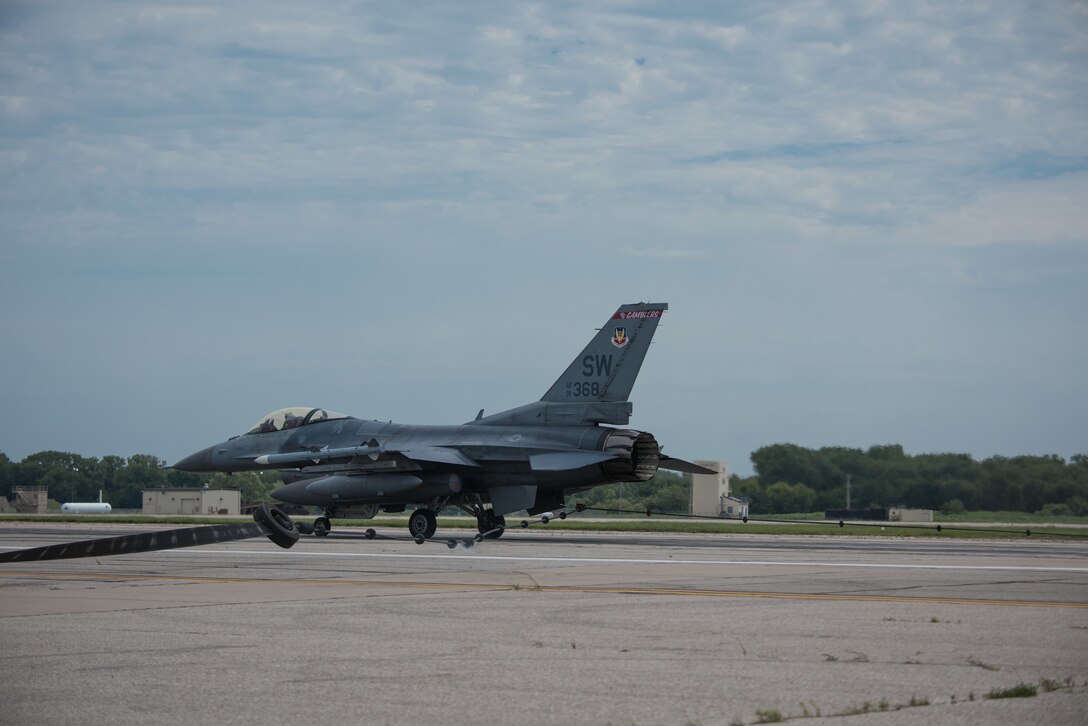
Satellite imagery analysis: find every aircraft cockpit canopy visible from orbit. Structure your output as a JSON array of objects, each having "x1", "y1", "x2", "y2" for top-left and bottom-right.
[{"x1": 246, "y1": 408, "x2": 348, "y2": 435}]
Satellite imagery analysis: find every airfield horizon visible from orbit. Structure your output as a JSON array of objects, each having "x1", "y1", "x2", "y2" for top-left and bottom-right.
[{"x1": 2, "y1": 512, "x2": 1086, "y2": 540}]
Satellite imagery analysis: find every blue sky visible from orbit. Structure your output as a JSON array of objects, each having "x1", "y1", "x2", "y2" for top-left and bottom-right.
[{"x1": 1, "y1": 1, "x2": 1086, "y2": 474}]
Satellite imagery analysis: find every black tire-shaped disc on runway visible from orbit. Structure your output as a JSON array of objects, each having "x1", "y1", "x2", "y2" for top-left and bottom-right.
[
  {"x1": 252, "y1": 504, "x2": 300, "y2": 548},
  {"x1": 0, "y1": 504, "x2": 300, "y2": 564}
]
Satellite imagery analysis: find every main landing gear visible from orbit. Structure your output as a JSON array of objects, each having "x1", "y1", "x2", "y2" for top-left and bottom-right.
[
  {"x1": 408, "y1": 508, "x2": 438, "y2": 539},
  {"x1": 475, "y1": 508, "x2": 505, "y2": 539},
  {"x1": 405, "y1": 501, "x2": 505, "y2": 541}
]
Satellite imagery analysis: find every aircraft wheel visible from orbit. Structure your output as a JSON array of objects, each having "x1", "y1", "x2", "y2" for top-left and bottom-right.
[
  {"x1": 477, "y1": 512, "x2": 505, "y2": 539},
  {"x1": 313, "y1": 517, "x2": 331, "y2": 537},
  {"x1": 408, "y1": 509, "x2": 438, "y2": 540},
  {"x1": 253, "y1": 504, "x2": 300, "y2": 549}
]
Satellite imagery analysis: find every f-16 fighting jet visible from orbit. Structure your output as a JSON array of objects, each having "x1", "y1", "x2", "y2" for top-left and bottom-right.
[{"x1": 173, "y1": 302, "x2": 711, "y2": 540}]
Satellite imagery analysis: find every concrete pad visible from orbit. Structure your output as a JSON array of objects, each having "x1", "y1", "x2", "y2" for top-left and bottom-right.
[{"x1": 1, "y1": 524, "x2": 1086, "y2": 725}]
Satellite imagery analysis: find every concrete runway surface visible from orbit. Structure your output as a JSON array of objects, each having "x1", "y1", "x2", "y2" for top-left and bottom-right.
[{"x1": 1, "y1": 522, "x2": 1087, "y2": 725}]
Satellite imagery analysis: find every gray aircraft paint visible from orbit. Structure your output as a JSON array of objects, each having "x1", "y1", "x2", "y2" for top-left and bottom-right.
[
  {"x1": 541, "y1": 302, "x2": 665, "y2": 403},
  {"x1": 173, "y1": 303, "x2": 710, "y2": 534}
]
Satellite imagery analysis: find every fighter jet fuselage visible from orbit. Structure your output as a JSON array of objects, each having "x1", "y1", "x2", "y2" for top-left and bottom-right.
[
  {"x1": 173, "y1": 302, "x2": 709, "y2": 540},
  {"x1": 177, "y1": 418, "x2": 659, "y2": 508}
]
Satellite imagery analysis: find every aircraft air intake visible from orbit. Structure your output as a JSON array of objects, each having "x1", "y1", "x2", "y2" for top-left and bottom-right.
[{"x1": 600, "y1": 429, "x2": 660, "y2": 482}]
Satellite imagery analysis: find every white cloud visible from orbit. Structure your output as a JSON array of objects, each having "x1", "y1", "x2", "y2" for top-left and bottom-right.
[
  {"x1": 623, "y1": 248, "x2": 702, "y2": 258},
  {"x1": 1, "y1": 1, "x2": 1086, "y2": 467},
  {"x1": 901, "y1": 174, "x2": 1088, "y2": 248}
]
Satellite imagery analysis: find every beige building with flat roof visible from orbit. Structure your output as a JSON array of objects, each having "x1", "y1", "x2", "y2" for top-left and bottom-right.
[
  {"x1": 689, "y1": 460, "x2": 749, "y2": 519},
  {"x1": 143, "y1": 488, "x2": 240, "y2": 515}
]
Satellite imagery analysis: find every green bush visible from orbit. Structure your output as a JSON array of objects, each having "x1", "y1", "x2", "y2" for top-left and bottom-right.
[{"x1": 940, "y1": 498, "x2": 966, "y2": 515}]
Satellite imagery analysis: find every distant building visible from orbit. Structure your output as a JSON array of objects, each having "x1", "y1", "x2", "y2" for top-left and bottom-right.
[
  {"x1": 689, "y1": 461, "x2": 750, "y2": 519},
  {"x1": 143, "y1": 488, "x2": 240, "y2": 515},
  {"x1": 889, "y1": 508, "x2": 934, "y2": 522},
  {"x1": 720, "y1": 495, "x2": 749, "y2": 520},
  {"x1": 13, "y1": 486, "x2": 48, "y2": 514}
]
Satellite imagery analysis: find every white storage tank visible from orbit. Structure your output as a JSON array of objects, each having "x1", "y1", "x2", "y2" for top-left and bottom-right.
[{"x1": 61, "y1": 502, "x2": 113, "y2": 514}]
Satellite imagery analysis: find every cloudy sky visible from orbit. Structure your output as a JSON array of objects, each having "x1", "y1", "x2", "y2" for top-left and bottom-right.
[{"x1": 1, "y1": 1, "x2": 1086, "y2": 473}]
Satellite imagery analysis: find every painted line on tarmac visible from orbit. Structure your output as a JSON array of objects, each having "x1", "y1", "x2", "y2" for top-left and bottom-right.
[
  {"x1": 2, "y1": 548, "x2": 1088, "y2": 574},
  {"x1": 3, "y1": 544, "x2": 1085, "y2": 573},
  {"x1": 2, "y1": 570, "x2": 1086, "y2": 608},
  {"x1": 141, "y1": 547, "x2": 1088, "y2": 574}
]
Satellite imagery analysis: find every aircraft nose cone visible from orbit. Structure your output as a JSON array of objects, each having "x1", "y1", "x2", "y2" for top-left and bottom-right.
[{"x1": 172, "y1": 446, "x2": 215, "y2": 472}]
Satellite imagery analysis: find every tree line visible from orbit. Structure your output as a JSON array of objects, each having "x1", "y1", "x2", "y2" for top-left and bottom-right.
[
  {"x1": 0, "y1": 451, "x2": 281, "y2": 509},
  {"x1": 3, "y1": 444, "x2": 1087, "y2": 515},
  {"x1": 730, "y1": 444, "x2": 1088, "y2": 516},
  {"x1": 568, "y1": 469, "x2": 691, "y2": 513},
  {"x1": 547, "y1": 445, "x2": 1088, "y2": 517}
]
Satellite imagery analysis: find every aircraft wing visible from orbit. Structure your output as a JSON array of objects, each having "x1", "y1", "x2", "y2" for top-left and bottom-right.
[
  {"x1": 657, "y1": 456, "x2": 717, "y2": 475},
  {"x1": 530, "y1": 451, "x2": 716, "y2": 475},
  {"x1": 399, "y1": 447, "x2": 481, "y2": 468},
  {"x1": 255, "y1": 443, "x2": 707, "y2": 475}
]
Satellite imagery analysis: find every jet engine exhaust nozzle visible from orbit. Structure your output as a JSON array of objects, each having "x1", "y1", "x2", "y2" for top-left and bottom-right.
[{"x1": 601, "y1": 430, "x2": 660, "y2": 483}]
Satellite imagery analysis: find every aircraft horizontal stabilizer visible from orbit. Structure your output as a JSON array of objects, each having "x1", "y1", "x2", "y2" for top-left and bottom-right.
[
  {"x1": 529, "y1": 451, "x2": 619, "y2": 471},
  {"x1": 657, "y1": 456, "x2": 717, "y2": 475}
]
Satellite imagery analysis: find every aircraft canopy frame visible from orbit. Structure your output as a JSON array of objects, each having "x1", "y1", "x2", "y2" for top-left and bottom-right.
[{"x1": 246, "y1": 408, "x2": 348, "y2": 435}]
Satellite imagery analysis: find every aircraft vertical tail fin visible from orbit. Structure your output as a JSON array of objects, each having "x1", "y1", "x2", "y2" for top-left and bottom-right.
[
  {"x1": 473, "y1": 302, "x2": 667, "y2": 427},
  {"x1": 541, "y1": 302, "x2": 667, "y2": 403}
]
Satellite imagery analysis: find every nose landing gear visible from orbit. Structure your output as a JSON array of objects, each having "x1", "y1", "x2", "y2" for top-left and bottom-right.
[{"x1": 295, "y1": 508, "x2": 335, "y2": 537}]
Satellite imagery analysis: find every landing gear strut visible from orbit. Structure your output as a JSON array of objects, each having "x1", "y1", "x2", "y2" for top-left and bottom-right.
[
  {"x1": 476, "y1": 508, "x2": 505, "y2": 539},
  {"x1": 403, "y1": 497, "x2": 506, "y2": 541},
  {"x1": 408, "y1": 509, "x2": 438, "y2": 539},
  {"x1": 447, "y1": 497, "x2": 506, "y2": 540}
]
